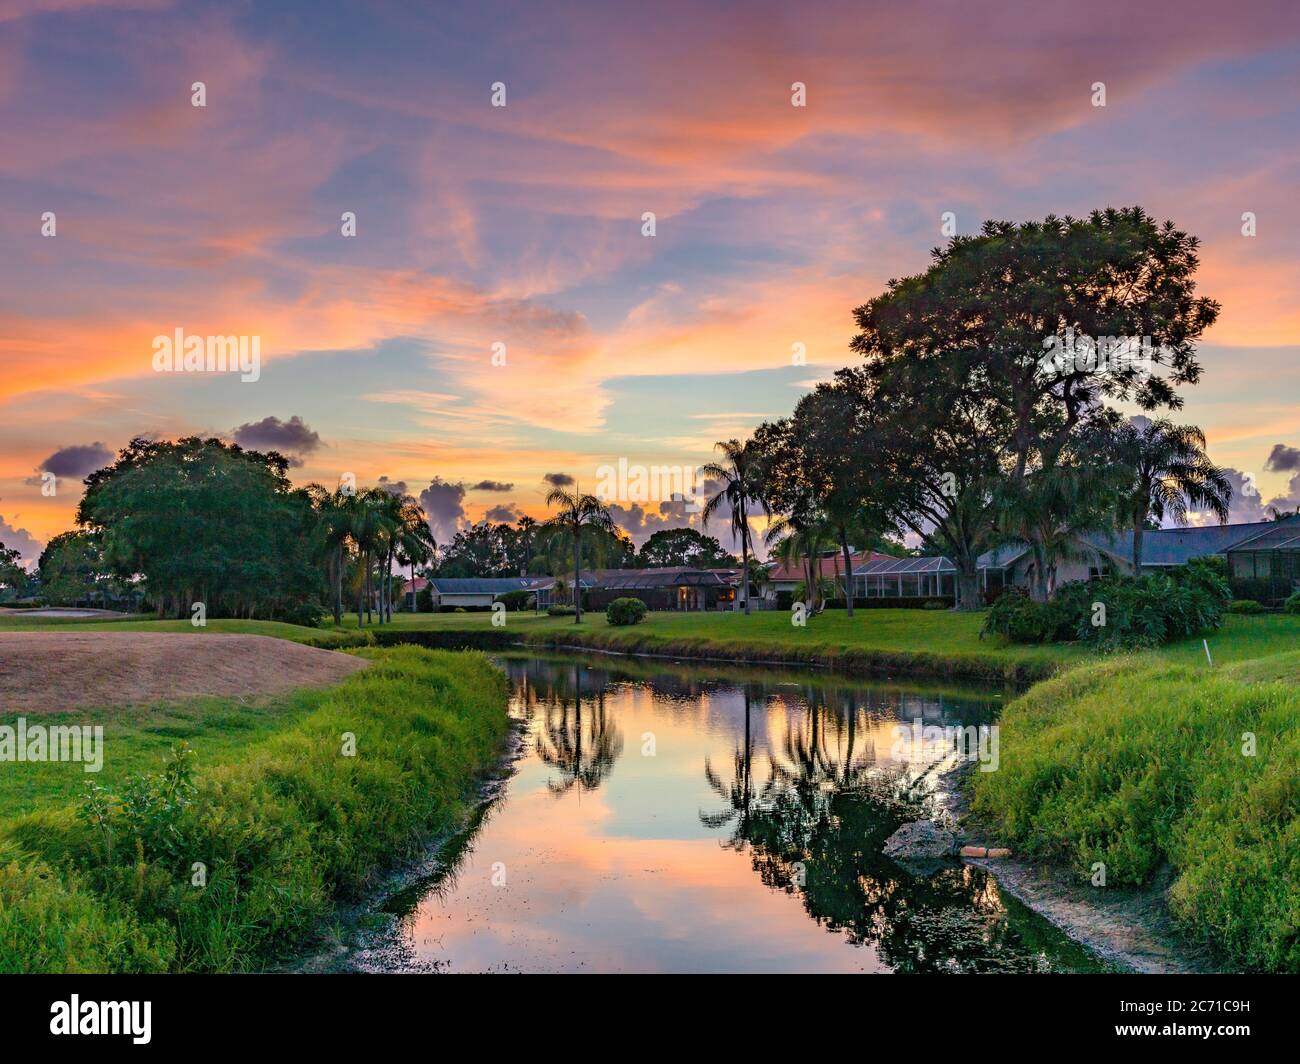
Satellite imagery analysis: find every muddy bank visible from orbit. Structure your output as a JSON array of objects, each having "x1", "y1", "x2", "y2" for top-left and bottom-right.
[{"x1": 945, "y1": 762, "x2": 1223, "y2": 974}]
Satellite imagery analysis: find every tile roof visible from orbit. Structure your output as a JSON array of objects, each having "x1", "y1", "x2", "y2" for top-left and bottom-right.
[
  {"x1": 428, "y1": 577, "x2": 547, "y2": 594},
  {"x1": 765, "y1": 551, "x2": 897, "y2": 583}
]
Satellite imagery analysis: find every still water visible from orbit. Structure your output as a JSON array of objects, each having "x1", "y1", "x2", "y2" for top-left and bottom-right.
[{"x1": 345, "y1": 652, "x2": 1103, "y2": 973}]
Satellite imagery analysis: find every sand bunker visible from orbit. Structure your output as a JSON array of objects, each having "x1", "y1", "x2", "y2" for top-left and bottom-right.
[{"x1": 0, "y1": 632, "x2": 368, "y2": 714}]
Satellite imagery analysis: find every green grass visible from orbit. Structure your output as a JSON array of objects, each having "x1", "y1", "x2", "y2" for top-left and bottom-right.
[
  {"x1": 11, "y1": 607, "x2": 1296, "y2": 681},
  {"x1": 972, "y1": 652, "x2": 1300, "y2": 972},
  {"x1": 318, "y1": 608, "x2": 1300, "y2": 681},
  {"x1": 0, "y1": 646, "x2": 510, "y2": 972}
]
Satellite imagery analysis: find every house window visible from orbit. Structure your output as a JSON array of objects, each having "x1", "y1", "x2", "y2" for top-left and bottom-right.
[{"x1": 1087, "y1": 560, "x2": 1113, "y2": 581}]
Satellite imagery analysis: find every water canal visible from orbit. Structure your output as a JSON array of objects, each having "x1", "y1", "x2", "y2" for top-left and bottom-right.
[{"x1": 343, "y1": 651, "x2": 1104, "y2": 973}]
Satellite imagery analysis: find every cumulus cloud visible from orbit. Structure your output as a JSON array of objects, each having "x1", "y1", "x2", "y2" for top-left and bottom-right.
[
  {"x1": 485, "y1": 503, "x2": 521, "y2": 523},
  {"x1": 231, "y1": 416, "x2": 323, "y2": 466},
  {"x1": 1214, "y1": 468, "x2": 1267, "y2": 524},
  {"x1": 418, "y1": 477, "x2": 468, "y2": 545},
  {"x1": 26, "y1": 442, "x2": 113, "y2": 485},
  {"x1": 470, "y1": 479, "x2": 514, "y2": 492},
  {"x1": 377, "y1": 476, "x2": 408, "y2": 496},
  {"x1": 606, "y1": 479, "x2": 734, "y2": 547},
  {"x1": 543, "y1": 472, "x2": 575, "y2": 488},
  {"x1": 0, "y1": 512, "x2": 43, "y2": 564},
  {"x1": 1264, "y1": 443, "x2": 1300, "y2": 473}
]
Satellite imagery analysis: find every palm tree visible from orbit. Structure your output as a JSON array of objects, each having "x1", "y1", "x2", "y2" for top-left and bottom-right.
[
  {"x1": 700, "y1": 439, "x2": 769, "y2": 615},
  {"x1": 394, "y1": 497, "x2": 436, "y2": 614},
  {"x1": 544, "y1": 487, "x2": 615, "y2": 624},
  {"x1": 306, "y1": 483, "x2": 354, "y2": 626},
  {"x1": 765, "y1": 512, "x2": 835, "y2": 612},
  {"x1": 995, "y1": 466, "x2": 1111, "y2": 602},
  {"x1": 346, "y1": 488, "x2": 387, "y2": 626},
  {"x1": 1109, "y1": 418, "x2": 1231, "y2": 571}
]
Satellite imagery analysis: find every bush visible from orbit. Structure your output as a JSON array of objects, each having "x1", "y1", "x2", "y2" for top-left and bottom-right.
[
  {"x1": 982, "y1": 589, "x2": 1054, "y2": 643},
  {"x1": 1285, "y1": 592, "x2": 1300, "y2": 615},
  {"x1": 547, "y1": 605, "x2": 575, "y2": 617},
  {"x1": 495, "y1": 590, "x2": 532, "y2": 612},
  {"x1": 982, "y1": 559, "x2": 1230, "y2": 651},
  {"x1": 606, "y1": 597, "x2": 648, "y2": 626},
  {"x1": 922, "y1": 599, "x2": 949, "y2": 610},
  {"x1": 1228, "y1": 599, "x2": 1265, "y2": 614},
  {"x1": 415, "y1": 584, "x2": 433, "y2": 612}
]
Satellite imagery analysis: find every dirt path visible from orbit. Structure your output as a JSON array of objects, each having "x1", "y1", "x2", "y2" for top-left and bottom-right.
[{"x1": 0, "y1": 632, "x2": 368, "y2": 713}]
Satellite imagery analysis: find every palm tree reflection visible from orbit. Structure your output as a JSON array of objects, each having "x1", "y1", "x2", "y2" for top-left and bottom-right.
[
  {"x1": 534, "y1": 663, "x2": 624, "y2": 795},
  {"x1": 701, "y1": 686, "x2": 1060, "y2": 972}
]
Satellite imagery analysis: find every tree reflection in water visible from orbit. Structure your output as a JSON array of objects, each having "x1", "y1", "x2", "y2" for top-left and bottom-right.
[
  {"x1": 702, "y1": 683, "x2": 1065, "y2": 973},
  {"x1": 530, "y1": 662, "x2": 624, "y2": 795}
]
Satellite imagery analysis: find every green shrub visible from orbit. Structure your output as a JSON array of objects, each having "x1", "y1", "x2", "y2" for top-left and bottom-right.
[
  {"x1": 982, "y1": 590, "x2": 1053, "y2": 643},
  {"x1": 1228, "y1": 599, "x2": 1265, "y2": 614},
  {"x1": 922, "y1": 599, "x2": 949, "y2": 610},
  {"x1": 547, "y1": 605, "x2": 575, "y2": 617},
  {"x1": 1285, "y1": 592, "x2": 1300, "y2": 615},
  {"x1": 415, "y1": 583, "x2": 433, "y2": 612},
  {"x1": 495, "y1": 590, "x2": 532, "y2": 612},
  {"x1": 982, "y1": 560, "x2": 1230, "y2": 651},
  {"x1": 606, "y1": 597, "x2": 648, "y2": 626}
]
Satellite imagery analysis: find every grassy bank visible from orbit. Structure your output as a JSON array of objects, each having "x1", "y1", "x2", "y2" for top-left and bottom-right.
[
  {"x1": 334, "y1": 608, "x2": 1297, "y2": 680},
  {"x1": 972, "y1": 651, "x2": 1300, "y2": 972},
  {"x1": 9, "y1": 608, "x2": 1298, "y2": 680},
  {"x1": 0, "y1": 646, "x2": 509, "y2": 972}
]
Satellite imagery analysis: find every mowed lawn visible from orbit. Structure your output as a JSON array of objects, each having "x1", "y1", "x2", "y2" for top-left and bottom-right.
[{"x1": 8, "y1": 607, "x2": 1298, "y2": 679}]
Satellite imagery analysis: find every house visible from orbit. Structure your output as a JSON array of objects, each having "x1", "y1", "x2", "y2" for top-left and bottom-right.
[
  {"x1": 399, "y1": 576, "x2": 430, "y2": 610},
  {"x1": 426, "y1": 576, "x2": 548, "y2": 610},
  {"x1": 536, "y1": 568, "x2": 742, "y2": 611},
  {"x1": 763, "y1": 551, "x2": 897, "y2": 603},
  {"x1": 977, "y1": 515, "x2": 1300, "y2": 604}
]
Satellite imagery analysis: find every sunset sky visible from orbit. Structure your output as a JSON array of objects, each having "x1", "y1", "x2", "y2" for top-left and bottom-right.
[{"x1": 3, "y1": 0, "x2": 1300, "y2": 561}]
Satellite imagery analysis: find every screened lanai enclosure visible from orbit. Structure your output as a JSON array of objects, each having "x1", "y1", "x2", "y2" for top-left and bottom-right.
[
  {"x1": 852, "y1": 556, "x2": 957, "y2": 601},
  {"x1": 1224, "y1": 524, "x2": 1300, "y2": 605}
]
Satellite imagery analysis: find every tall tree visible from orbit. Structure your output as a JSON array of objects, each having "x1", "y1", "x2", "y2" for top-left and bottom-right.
[
  {"x1": 700, "y1": 439, "x2": 769, "y2": 615},
  {"x1": 851, "y1": 208, "x2": 1220, "y2": 481},
  {"x1": 636, "y1": 528, "x2": 736, "y2": 569},
  {"x1": 78, "y1": 437, "x2": 323, "y2": 623},
  {"x1": 544, "y1": 488, "x2": 615, "y2": 624}
]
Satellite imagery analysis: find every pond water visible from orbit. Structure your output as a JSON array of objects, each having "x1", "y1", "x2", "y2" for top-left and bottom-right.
[{"x1": 344, "y1": 651, "x2": 1104, "y2": 974}]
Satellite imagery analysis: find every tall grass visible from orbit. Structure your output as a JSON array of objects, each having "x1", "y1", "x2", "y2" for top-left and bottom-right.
[
  {"x1": 0, "y1": 647, "x2": 509, "y2": 972},
  {"x1": 972, "y1": 653, "x2": 1300, "y2": 971}
]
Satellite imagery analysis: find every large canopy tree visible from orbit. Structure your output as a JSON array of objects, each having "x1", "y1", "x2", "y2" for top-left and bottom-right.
[
  {"x1": 78, "y1": 436, "x2": 323, "y2": 623},
  {"x1": 635, "y1": 527, "x2": 736, "y2": 569},
  {"x1": 848, "y1": 208, "x2": 1219, "y2": 600},
  {"x1": 851, "y1": 207, "x2": 1219, "y2": 479}
]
